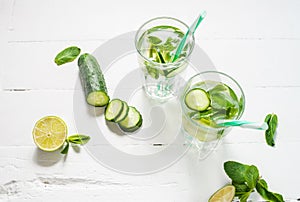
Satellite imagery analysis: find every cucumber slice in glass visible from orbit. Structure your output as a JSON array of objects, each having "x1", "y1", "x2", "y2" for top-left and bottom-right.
[
  {"x1": 105, "y1": 99, "x2": 124, "y2": 122},
  {"x1": 184, "y1": 88, "x2": 210, "y2": 111},
  {"x1": 165, "y1": 66, "x2": 185, "y2": 78}
]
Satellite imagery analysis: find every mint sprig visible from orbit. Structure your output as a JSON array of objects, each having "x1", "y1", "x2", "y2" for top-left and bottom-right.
[
  {"x1": 265, "y1": 113, "x2": 278, "y2": 147},
  {"x1": 61, "y1": 134, "x2": 90, "y2": 154},
  {"x1": 224, "y1": 161, "x2": 284, "y2": 202},
  {"x1": 256, "y1": 179, "x2": 284, "y2": 202}
]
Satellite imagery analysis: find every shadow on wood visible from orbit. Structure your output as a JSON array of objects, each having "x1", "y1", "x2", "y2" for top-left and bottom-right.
[{"x1": 32, "y1": 148, "x2": 62, "y2": 167}]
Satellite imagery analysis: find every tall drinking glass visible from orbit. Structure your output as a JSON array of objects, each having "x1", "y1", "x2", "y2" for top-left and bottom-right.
[
  {"x1": 180, "y1": 71, "x2": 245, "y2": 160},
  {"x1": 135, "y1": 17, "x2": 195, "y2": 102}
]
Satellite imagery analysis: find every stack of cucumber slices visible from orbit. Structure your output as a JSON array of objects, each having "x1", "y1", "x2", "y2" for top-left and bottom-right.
[{"x1": 105, "y1": 99, "x2": 143, "y2": 132}]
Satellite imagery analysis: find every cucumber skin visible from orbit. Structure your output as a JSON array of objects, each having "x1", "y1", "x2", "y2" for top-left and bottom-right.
[
  {"x1": 119, "y1": 117, "x2": 143, "y2": 132},
  {"x1": 78, "y1": 53, "x2": 109, "y2": 106},
  {"x1": 115, "y1": 101, "x2": 129, "y2": 123}
]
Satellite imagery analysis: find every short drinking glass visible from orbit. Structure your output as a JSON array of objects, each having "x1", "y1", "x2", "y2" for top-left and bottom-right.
[
  {"x1": 135, "y1": 17, "x2": 195, "y2": 102},
  {"x1": 180, "y1": 71, "x2": 245, "y2": 160}
]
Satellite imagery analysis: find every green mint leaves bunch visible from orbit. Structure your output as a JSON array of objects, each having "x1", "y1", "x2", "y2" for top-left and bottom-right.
[
  {"x1": 61, "y1": 134, "x2": 90, "y2": 154},
  {"x1": 224, "y1": 161, "x2": 283, "y2": 202}
]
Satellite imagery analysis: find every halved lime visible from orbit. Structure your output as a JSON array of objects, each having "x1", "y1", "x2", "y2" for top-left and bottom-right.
[
  {"x1": 209, "y1": 185, "x2": 235, "y2": 202},
  {"x1": 32, "y1": 116, "x2": 67, "y2": 152}
]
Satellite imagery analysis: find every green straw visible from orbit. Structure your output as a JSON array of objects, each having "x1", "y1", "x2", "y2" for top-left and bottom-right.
[
  {"x1": 172, "y1": 11, "x2": 207, "y2": 62},
  {"x1": 216, "y1": 120, "x2": 269, "y2": 130}
]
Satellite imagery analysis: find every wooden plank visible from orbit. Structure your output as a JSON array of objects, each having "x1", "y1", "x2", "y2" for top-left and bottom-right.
[
  {"x1": 1, "y1": 40, "x2": 102, "y2": 90},
  {"x1": 4, "y1": 0, "x2": 300, "y2": 41},
  {"x1": 2, "y1": 39, "x2": 300, "y2": 90},
  {"x1": 0, "y1": 85, "x2": 299, "y2": 146},
  {"x1": 199, "y1": 39, "x2": 300, "y2": 87},
  {"x1": 0, "y1": 142, "x2": 298, "y2": 201}
]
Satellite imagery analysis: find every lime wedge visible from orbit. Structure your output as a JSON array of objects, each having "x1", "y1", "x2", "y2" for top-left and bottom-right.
[
  {"x1": 32, "y1": 116, "x2": 67, "y2": 152},
  {"x1": 209, "y1": 185, "x2": 235, "y2": 202}
]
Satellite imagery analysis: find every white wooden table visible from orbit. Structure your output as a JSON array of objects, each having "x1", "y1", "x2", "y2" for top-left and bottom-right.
[{"x1": 1, "y1": 0, "x2": 300, "y2": 201}]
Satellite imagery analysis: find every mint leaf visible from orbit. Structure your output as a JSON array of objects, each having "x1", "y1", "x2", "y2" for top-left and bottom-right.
[
  {"x1": 148, "y1": 36, "x2": 162, "y2": 44},
  {"x1": 60, "y1": 141, "x2": 69, "y2": 154},
  {"x1": 68, "y1": 134, "x2": 90, "y2": 145},
  {"x1": 245, "y1": 165, "x2": 259, "y2": 189},
  {"x1": 256, "y1": 179, "x2": 284, "y2": 202},
  {"x1": 258, "y1": 179, "x2": 268, "y2": 189},
  {"x1": 224, "y1": 161, "x2": 249, "y2": 184},
  {"x1": 264, "y1": 113, "x2": 278, "y2": 147},
  {"x1": 160, "y1": 37, "x2": 178, "y2": 52},
  {"x1": 232, "y1": 182, "x2": 251, "y2": 195},
  {"x1": 239, "y1": 191, "x2": 251, "y2": 202},
  {"x1": 55, "y1": 46, "x2": 81, "y2": 66},
  {"x1": 273, "y1": 193, "x2": 284, "y2": 201},
  {"x1": 209, "y1": 84, "x2": 238, "y2": 111},
  {"x1": 233, "y1": 183, "x2": 253, "y2": 201}
]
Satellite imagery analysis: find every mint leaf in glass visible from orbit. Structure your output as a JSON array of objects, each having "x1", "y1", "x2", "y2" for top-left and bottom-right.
[{"x1": 148, "y1": 36, "x2": 162, "y2": 45}]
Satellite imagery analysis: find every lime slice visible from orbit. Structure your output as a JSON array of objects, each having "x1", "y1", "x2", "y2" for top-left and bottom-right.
[
  {"x1": 209, "y1": 185, "x2": 235, "y2": 202},
  {"x1": 32, "y1": 116, "x2": 67, "y2": 152}
]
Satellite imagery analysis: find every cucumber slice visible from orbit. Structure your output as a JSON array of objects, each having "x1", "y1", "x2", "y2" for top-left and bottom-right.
[
  {"x1": 87, "y1": 91, "x2": 110, "y2": 107},
  {"x1": 105, "y1": 99, "x2": 124, "y2": 122},
  {"x1": 185, "y1": 88, "x2": 210, "y2": 111},
  {"x1": 118, "y1": 106, "x2": 143, "y2": 132},
  {"x1": 114, "y1": 101, "x2": 129, "y2": 123}
]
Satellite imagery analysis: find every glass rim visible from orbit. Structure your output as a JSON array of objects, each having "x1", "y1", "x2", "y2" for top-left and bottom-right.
[
  {"x1": 134, "y1": 16, "x2": 195, "y2": 66},
  {"x1": 181, "y1": 70, "x2": 246, "y2": 130}
]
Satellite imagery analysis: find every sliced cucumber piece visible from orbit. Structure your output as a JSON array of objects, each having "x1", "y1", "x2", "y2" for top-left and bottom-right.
[
  {"x1": 165, "y1": 66, "x2": 186, "y2": 78},
  {"x1": 87, "y1": 91, "x2": 110, "y2": 107},
  {"x1": 185, "y1": 88, "x2": 210, "y2": 111},
  {"x1": 115, "y1": 101, "x2": 129, "y2": 123},
  {"x1": 105, "y1": 99, "x2": 124, "y2": 122},
  {"x1": 156, "y1": 50, "x2": 165, "y2": 63},
  {"x1": 144, "y1": 61, "x2": 159, "y2": 79},
  {"x1": 118, "y1": 106, "x2": 142, "y2": 132}
]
